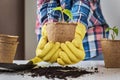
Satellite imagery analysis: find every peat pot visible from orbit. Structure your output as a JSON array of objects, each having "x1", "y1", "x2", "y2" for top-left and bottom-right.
[
  {"x1": 0, "y1": 34, "x2": 19, "y2": 63},
  {"x1": 46, "y1": 22, "x2": 76, "y2": 43},
  {"x1": 101, "y1": 38, "x2": 120, "y2": 68}
]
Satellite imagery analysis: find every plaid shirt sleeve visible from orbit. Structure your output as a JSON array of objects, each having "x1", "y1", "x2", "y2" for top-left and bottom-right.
[
  {"x1": 71, "y1": 0, "x2": 90, "y2": 28},
  {"x1": 82, "y1": 0, "x2": 109, "y2": 59},
  {"x1": 35, "y1": 0, "x2": 61, "y2": 40},
  {"x1": 36, "y1": 0, "x2": 109, "y2": 60}
]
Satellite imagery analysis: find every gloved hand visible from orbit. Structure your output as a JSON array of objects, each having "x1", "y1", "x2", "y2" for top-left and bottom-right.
[
  {"x1": 30, "y1": 22, "x2": 86, "y2": 65},
  {"x1": 75, "y1": 22, "x2": 86, "y2": 40},
  {"x1": 37, "y1": 41, "x2": 60, "y2": 63},
  {"x1": 57, "y1": 23, "x2": 86, "y2": 65},
  {"x1": 30, "y1": 41, "x2": 60, "y2": 64},
  {"x1": 35, "y1": 24, "x2": 61, "y2": 63},
  {"x1": 28, "y1": 25, "x2": 48, "y2": 64},
  {"x1": 31, "y1": 24, "x2": 61, "y2": 64},
  {"x1": 57, "y1": 41, "x2": 85, "y2": 65},
  {"x1": 72, "y1": 23, "x2": 86, "y2": 49}
]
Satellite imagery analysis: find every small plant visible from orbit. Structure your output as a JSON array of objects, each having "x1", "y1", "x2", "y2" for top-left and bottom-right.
[
  {"x1": 53, "y1": 6, "x2": 73, "y2": 22},
  {"x1": 105, "y1": 26, "x2": 119, "y2": 40}
]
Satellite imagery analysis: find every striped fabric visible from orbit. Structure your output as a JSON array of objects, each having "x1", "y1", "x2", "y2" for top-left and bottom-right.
[
  {"x1": 35, "y1": 0, "x2": 109, "y2": 60},
  {"x1": 83, "y1": 24, "x2": 109, "y2": 59}
]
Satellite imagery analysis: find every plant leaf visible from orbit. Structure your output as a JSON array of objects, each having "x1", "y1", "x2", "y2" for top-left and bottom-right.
[
  {"x1": 53, "y1": 7, "x2": 62, "y2": 11},
  {"x1": 106, "y1": 26, "x2": 119, "y2": 40},
  {"x1": 63, "y1": 9, "x2": 73, "y2": 20},
  {"x1": 105, "y1": 27, "x2": 112, "y2": 32},
  {"x1": 113, "y1": 27, "x2": 119, "y2": 36}
]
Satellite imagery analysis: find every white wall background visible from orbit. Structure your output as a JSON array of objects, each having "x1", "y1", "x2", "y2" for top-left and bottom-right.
[
  {"x1": 101, "y1": 0, "x2": 120, "y2": 39},
  {"x1": 25, "y1": 0, "x2": 120, "y2": 59},
  {"x1": 25, "y1": 0, "x2": 37, "y2": 59}
]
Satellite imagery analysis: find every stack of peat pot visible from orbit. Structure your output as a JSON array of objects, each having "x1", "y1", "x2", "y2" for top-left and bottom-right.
[{"x1": 0, "y1": 34, "x2": 19, "y2": 63}]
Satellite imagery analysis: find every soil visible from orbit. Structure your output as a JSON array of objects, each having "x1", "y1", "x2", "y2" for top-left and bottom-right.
[{"x1": 0, "y1": 66, "x2": 98, "y2": 80}]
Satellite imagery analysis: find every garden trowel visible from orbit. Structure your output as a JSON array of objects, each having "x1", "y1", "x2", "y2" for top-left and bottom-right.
[{"x1": 0, "y1": 57, "x2": 42, "y2": 72}]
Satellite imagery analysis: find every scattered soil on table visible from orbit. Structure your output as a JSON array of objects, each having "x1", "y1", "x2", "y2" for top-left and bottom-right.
[
  {"x1": 27, "y1": 66, "x2": 98, "y2": 79},
  {"x1": 0, "y1": 66, "x2": 98, "y2": 80}
]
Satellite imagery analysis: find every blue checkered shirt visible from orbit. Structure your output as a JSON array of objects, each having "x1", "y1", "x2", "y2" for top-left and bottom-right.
[{"x1": 36, "y1": 0, "x2": 109, "y2": 60}]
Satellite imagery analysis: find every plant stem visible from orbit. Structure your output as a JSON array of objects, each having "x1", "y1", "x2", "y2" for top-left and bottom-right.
[
  {"x1": 112, "y1": 30, "x2": 115, "y2": 40},
  {"x1": 61, "y1": 10, "x2": 64, "y2": 22}
]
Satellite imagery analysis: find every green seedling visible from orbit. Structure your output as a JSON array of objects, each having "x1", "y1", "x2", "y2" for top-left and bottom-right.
[
  {"x1": 53, "y1": 6, "x2": 73, "y2": 22},
  {"x1": 105, "y1": 26, "x2": 119, "y2": 40}
]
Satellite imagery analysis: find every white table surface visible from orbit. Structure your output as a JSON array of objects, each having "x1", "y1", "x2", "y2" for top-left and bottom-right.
[{"x1": 0, "y1": 60, "x2": 120, "y2": 80}]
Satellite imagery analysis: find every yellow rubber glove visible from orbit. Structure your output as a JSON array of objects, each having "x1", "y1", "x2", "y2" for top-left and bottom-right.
[
  {"x1": 49, "y1": 48, "x2": 61, "y2": 63},
  {"x1": 28, "y1": 56, "x2": 42, "y2": 64},
  {"x1": 30, "y1": 22, "x2": 86, "y2": 65},
  {"x1": 57, "y1": 23, "x2": 86, "y2": 66},
  {"x1": 75, "y1": 22, "x2": 86, "y2": 40},
  {"x1": 57, "y1": 42, "x2": 85, "y2": 65},
  {"x1": 35, "y1": 24, "x2": 61, "y2": 64},
  {"x1": 42, "y1": 42, "x2": 60, "y2": 62},
  {"x1": 28, "y1": 25, "x2": 48, "y2": 64},
  {"x1": 66, "y1": 41, "x2": 85, "y2": 61},
  {"x1": 72, "y1": 22, "x2": 86, "y2": 49}
]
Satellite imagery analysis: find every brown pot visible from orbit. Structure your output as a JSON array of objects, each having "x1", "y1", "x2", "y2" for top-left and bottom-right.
[
  {"x1": 0, "y1": 34, "x2": 19, "y2": 63},
  {"x1": 46, "y1": 22, "x2": 77, "y2": 43},
  {"x1": 100, "y1": 38, "x2": 120, "y2": 68}
]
